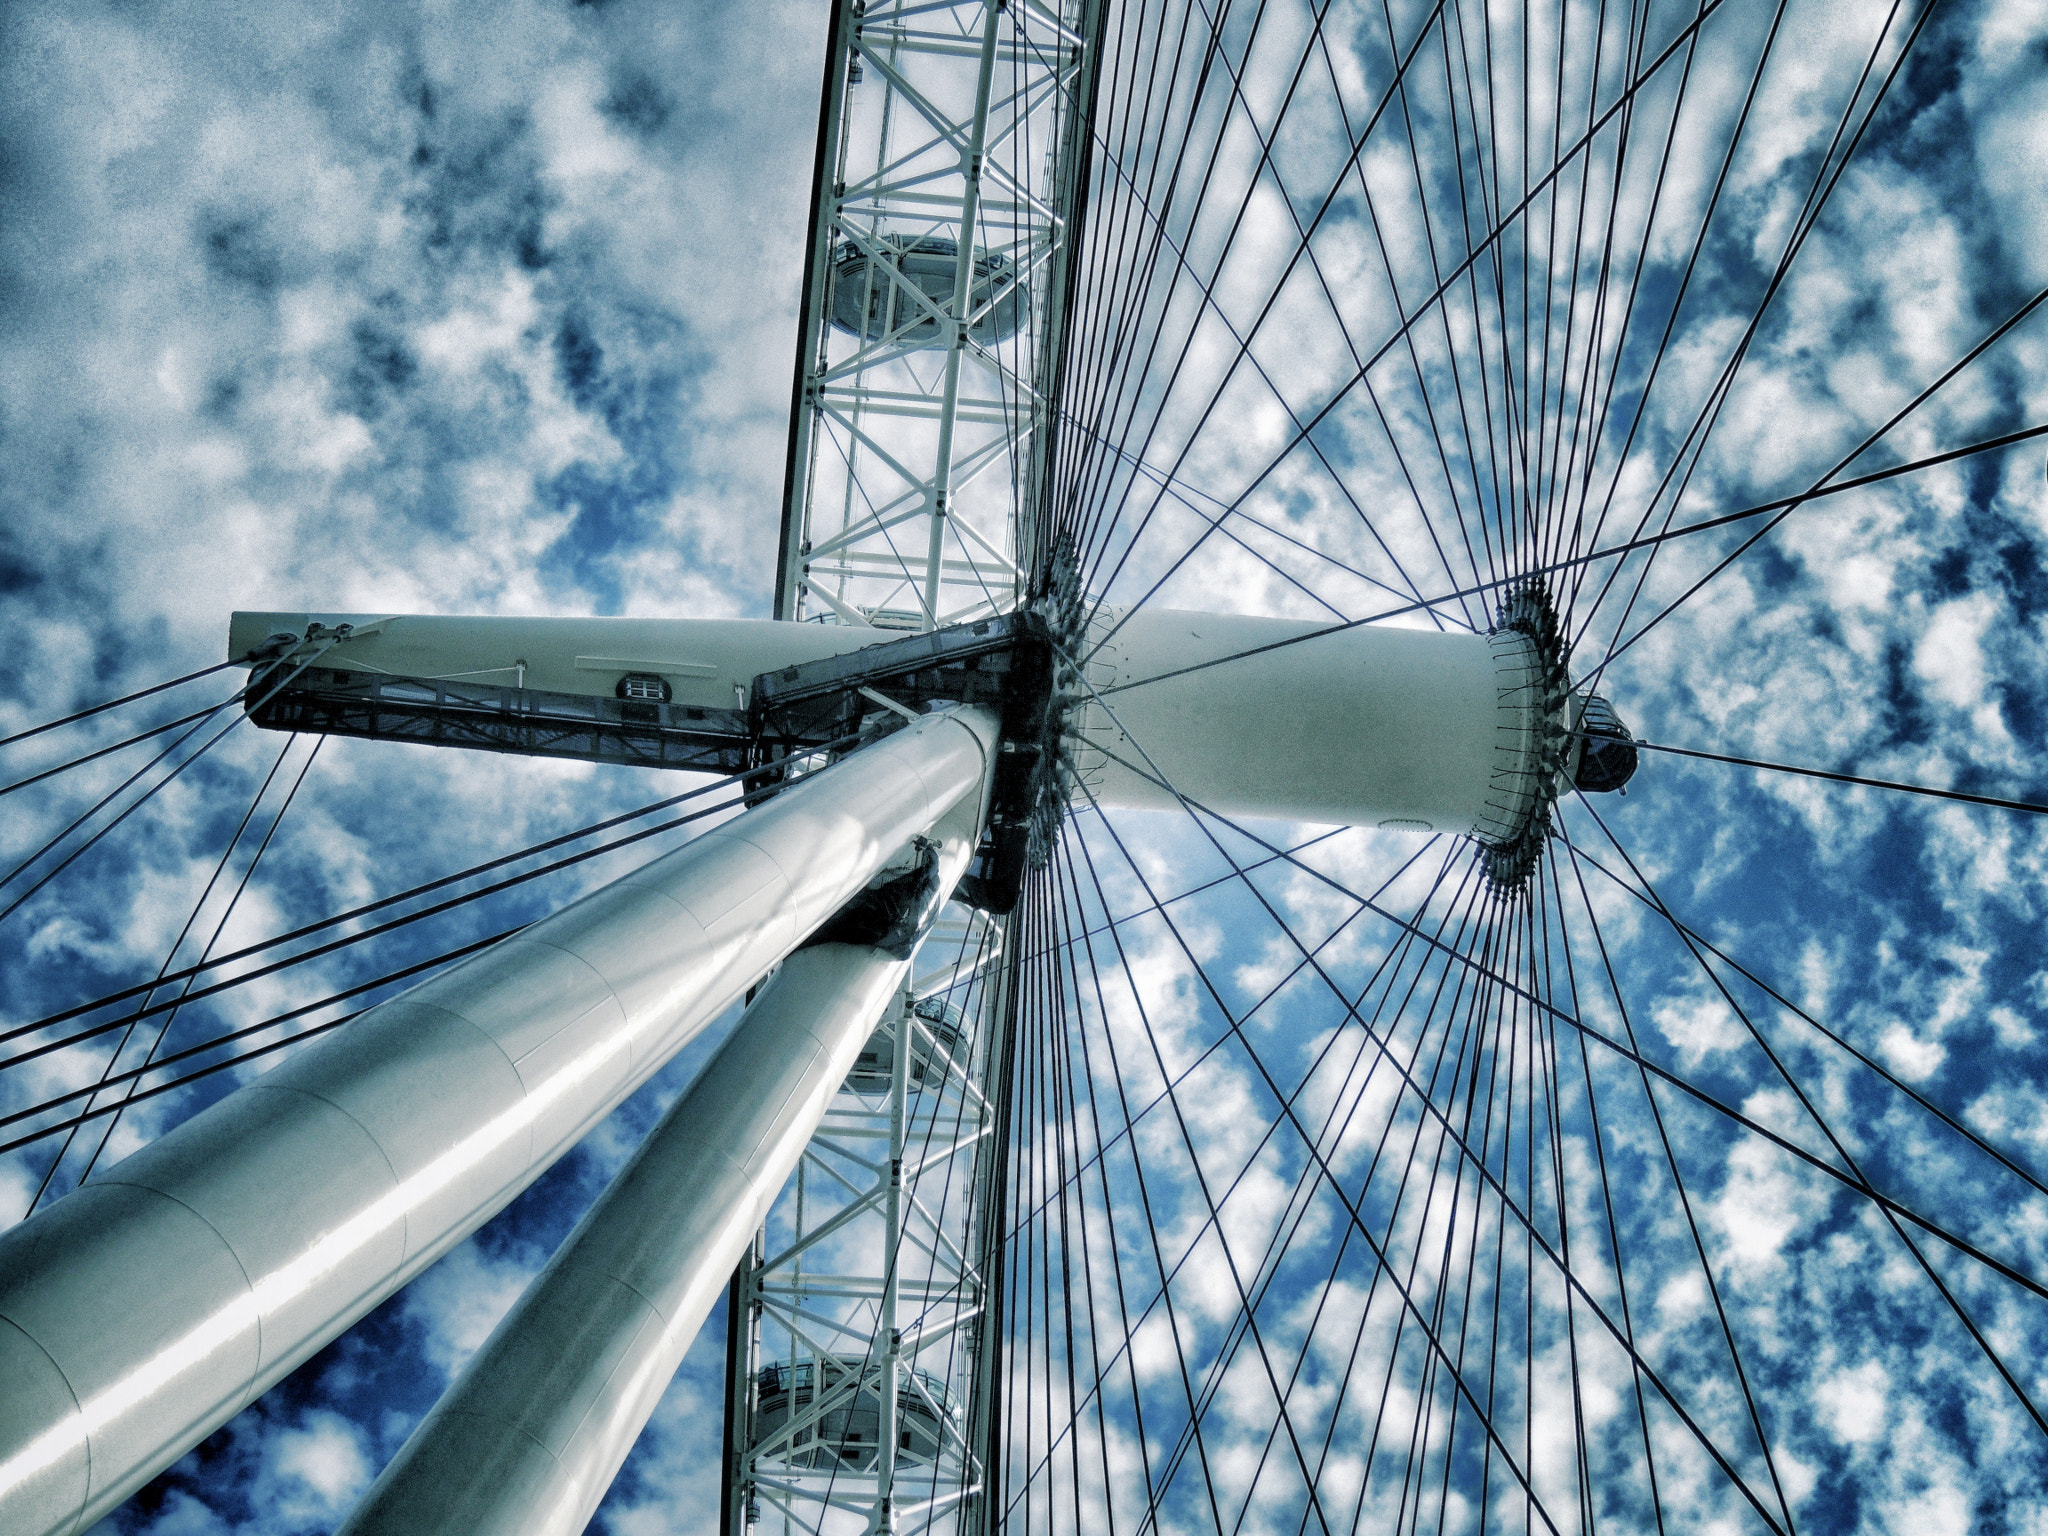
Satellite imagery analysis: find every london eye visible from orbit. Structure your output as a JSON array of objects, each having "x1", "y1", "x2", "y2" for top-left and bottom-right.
[{"x1": 3, "y1": 1, "x2": 2047, "y2": 1533}]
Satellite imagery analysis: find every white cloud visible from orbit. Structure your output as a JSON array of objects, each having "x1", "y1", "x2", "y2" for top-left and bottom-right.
[
  {"x1": 257, "y1": 1412, "x2": 374, "y2": 1529},
  {"x1": 1878, "y1": 1021, "x2": 1946, "y2": 1082},
  {"x1": 402, "y1": 1238, "x2": 543, "y2": 1382},
  {"x1": 1814, "y1": 1359, "x2": 1890, "y2": 1444}
]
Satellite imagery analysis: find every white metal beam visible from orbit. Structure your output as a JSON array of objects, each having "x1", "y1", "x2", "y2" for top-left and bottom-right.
[
  {"x1": 0, "y1": 708, "x2": 997, "y2": 1536},
  {"x1": 335, "y1": 771, "x2": 990, "y2": 1536}
]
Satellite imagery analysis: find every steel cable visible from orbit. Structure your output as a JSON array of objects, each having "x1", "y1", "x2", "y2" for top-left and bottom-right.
[
  {"x1": 0, "y1": 658, "x2": 240, "y2": 750},
  {"x1": 20, "y1": 735, "x2": 303, "y2": 1218}
]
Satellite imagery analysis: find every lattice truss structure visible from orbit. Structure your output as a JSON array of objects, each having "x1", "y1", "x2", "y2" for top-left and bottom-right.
[
  {"x1": 776, "y1": 0, "x2": 1099, "y2": 629},
  {"x1": 726, "y1": 907, "x2": 1010, "y2": 1536}
]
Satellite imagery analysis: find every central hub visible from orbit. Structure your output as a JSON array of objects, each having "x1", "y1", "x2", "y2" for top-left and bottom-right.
[
  {"x1": 1035, "y1": 571, "x2": 1636, "y2": 897},
  {"x1": 1474, "y1": 581, "x2": 1638, "y2": 891},
  {"x1": 230, "y1": 572, "x2": 1639, "y2": 913}
]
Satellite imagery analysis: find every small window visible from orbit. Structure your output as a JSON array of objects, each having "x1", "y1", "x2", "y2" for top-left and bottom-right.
[{"x1": 616, "y1": 673, "x2": 672, "y2": 703}]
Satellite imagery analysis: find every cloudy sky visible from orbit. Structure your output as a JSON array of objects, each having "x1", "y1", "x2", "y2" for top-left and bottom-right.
[
  {"x1": 4, "y1": 0, "x2": 2048, "y2": 1532},
  {"x1": 0, "y1": 0, "x2": 827, "y2": 1530}
]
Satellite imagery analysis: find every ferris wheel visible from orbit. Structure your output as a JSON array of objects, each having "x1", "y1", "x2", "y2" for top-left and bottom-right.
[{"x1": 2, "y1": 1, "x2": 2047, "y2": 1533}]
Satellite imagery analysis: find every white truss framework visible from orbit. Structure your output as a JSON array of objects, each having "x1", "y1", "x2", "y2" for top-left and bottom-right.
[
  {"x1": 775, "y1": 0, "x2": 1096, "y2": 629},
  {"x1": 727, "y1": 909, "x2": 1008, "y2": 1535}
]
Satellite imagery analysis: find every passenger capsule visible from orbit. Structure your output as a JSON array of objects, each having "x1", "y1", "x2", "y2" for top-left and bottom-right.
[
  {"x1": 1573, "y1": 693, "x2": 1639, "y2": 792},
  {"x1": 829, "y1": 235, "x2": 1027, "y2": 348}
]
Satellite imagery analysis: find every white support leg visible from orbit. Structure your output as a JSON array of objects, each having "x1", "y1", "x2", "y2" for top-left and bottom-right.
[
  {"x1": 0, "y1": 708, "x2": 998, "y2": 1536},
  {"x1": 336, "y1": 795, "x2": 983, "y2": 1536}
]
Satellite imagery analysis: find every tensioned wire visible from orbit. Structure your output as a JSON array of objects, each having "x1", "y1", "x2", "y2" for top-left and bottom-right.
[
  {"x1": 1118, "y1": 847, "x2": 1510, "y2": 1534},
  {"x1": 0, "y1": 704, "x2": 225, "y2": 797},
  {"x1": 7, "y1": 5, "x2": 2029, "y2": 1527},
  {"x1": 1049, "y1": 23, "x2": 1482, "y2": 630},
  {"x1": 991, "y1": 3, "x2": 2031, "y2": 1531},
  {"x1": 1063, "y1": 0, "x2": 1744, "y2": 652},
  {"x1": 1032, "y1": 811, "x2": 1572, "y2": 1531},
  {"x1": 1444, "y1": 0, "x2": 1543, "y2": 590},
  {"x1": 1522, "y1": 0, "x2": 1663, "y2": 581},
  {"x1": 1568, "y1": 839, "x2": 2048, "y2": 1204},
  {"x1": 1052, "y1": 0, "x2": 1379, "y2": 593},
  {"x1": 0, "y1": 729, "x2": 878, "y2": 1168},
  {"x1": 1076, "y1": 419, "x2": 2048, "y2": 707},
  {"x1": 1360, "y1": 874, "x2": 1521, "y2": 1536},
  {"x1": 0, "y1": 727, "x2": 859, "y2": 1062},
  {"x1": 1566, "y1": 796, "x2": 2048, "y2": 1440},
  {"x1": 1519, "y1": 0, "x2": 1644, "y2": 576},
  {"x1": 1003, "y1": 835, "x2": 1458, "y2": 1531},
  {"x1": 1065, "y1": 728, "x2": 2048, "y2": 1286},
  {"x1": 0, "y1": 640, "x2": 345, "y2": 927},
  {"x1": 1532, "y1": 0, "x2": 1790, "y2": 587},
  {"x1": 1536, "y1": 846, "x2": 1666, "y2": 1534},
  {"x1": 0, "y1": 768, "x2": 760, "y2": 1070},
  {"x1": 1073, "y1": 0, "x2": 1679, "y2": 638},
  {"x1": 996, "y1": 829, "x2": 1465, "y2": 1320},
  {"x1": 22, "y1": 733, "x2": 313, "y2": 1217},
  {"x1": 1585, "y1": 268, "x2": 2048, "y2": 686},
  {"x1": 1015, "y1": 692, "x2": 1605, "y2": 1531},
  {"x1": 1066, "y1": 0, "x2": 1495, "y2": 615},
  {"x1": 1055, "y1": 0, "x2": 1452, "y2": 588},
  {"x1": 1548, "y1": 0, "x2": 1916, "y2": 608},
  {"x1": 0, "y1": 658, "x2": 240, "y2": 750},
  {"x1": 1365, "y1": 0, "x2": 1512, "y2": 601},
  {"x1": 989, "y1": 823, "x2": 1467, "y2": 1463},
  {"x1": 1064, "y1": 0, "x2": 1754, "y2": 666},
  {"x1": 1535, "y1": 0, "x2": 1768, "y2": 600},
  {"x1": 1048, "y1": 3, "x2": 1957, "y2": 696},
  {"x1": 1050, "y1": 791, "x2": 1743, "y2": 1527},
  {"x1": 1073, "y1": 811, "x2": 1581, "y2": 1531},
  {"x1": 1049, "y1": 0, "x2": 1240, "y2": 569},
  {"x1": 1007, "y1": 786, "x2": 2031, "y2": 1531},
  {"x1": 0, "y1": 931, "x2": 515, "y2": 1162},
  {"x1": 1561, "y1": 0, "x2": 1935, "y2": 669},
  {"x1": 1562, "y1": 790, "x2": 2048, "y2": 1495},
  {"x1": 1026, "y1": 616, "x2": 2048, "y2": 1524},
  {"x1": 1549, "y1": 812, "x2": 2004, "y2": 1514},
  {"x1": 0, "y1": 700, "x2": 238, "y2": 904}
]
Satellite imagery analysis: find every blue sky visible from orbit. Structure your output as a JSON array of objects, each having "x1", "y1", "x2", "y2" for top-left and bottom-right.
[
  {"x1": 3, "y1": 0, "x2": 2048, "y2": 1532},
  {"x1": 0, "y1": 1, "x2": 822, "y2": 1530}
]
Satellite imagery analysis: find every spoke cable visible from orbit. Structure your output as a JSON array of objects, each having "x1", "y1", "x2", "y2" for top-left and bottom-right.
[
  {"x1": 0, "y1": 705, "x2": 226, "y2": 798},
  {"x1": 1619, "y1": 736, "x2": 2048, "y2": 817},
  {"x1": 19, "y1": 737, "x2": 305, "y2": 1218},
  {"x1": 0, "y1": 659, "x2": 241, "y2": 750}
]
